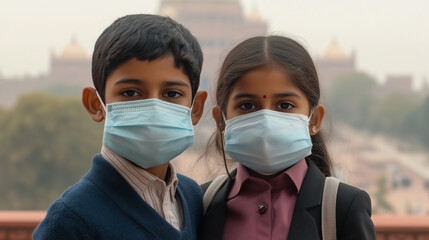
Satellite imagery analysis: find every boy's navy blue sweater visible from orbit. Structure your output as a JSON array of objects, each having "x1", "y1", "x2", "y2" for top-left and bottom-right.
[{"x1": 33, "y1": 154, "x2": 203, "y2": 240}]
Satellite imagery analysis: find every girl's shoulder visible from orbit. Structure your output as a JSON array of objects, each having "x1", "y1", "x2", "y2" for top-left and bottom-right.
[
  {"x1": 335, "y1": 181, "x2": 375, "y2": 239},
  {"x1": 336, "y1": 181, "x2": 372, "y2": 206}
]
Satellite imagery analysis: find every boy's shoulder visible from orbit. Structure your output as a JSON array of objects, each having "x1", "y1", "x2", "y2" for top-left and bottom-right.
[
  {"x1": 177, "y1": 173, "x2": 203, "y2": 198},
  {"x1": 33, "y1": 178, "x2": 99, "y2": 239}
]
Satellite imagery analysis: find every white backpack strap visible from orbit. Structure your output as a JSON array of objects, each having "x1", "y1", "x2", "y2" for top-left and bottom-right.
[
  {"x1": 322, "y1": 176, "x2": 340, "y2": 240},
  {"x1": 203, "y1": 174, "x2": 228, "y2": 215}
]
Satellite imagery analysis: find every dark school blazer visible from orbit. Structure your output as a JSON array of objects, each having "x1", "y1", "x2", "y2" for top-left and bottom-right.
[
  {"x1": 34, "y1": 155, "x2": 203, "y2": 240},
  {"x1": 200, "y1": 160, "x2": 376, "y2": 240}
]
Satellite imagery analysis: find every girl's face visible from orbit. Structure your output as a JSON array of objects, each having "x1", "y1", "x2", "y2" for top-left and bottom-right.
[
  {"x1": 225, "y1": 65, "x2": 311, "y2": 120},
  {"x1": 213, "y1": 64, "x2": 325, "y2": 136}
]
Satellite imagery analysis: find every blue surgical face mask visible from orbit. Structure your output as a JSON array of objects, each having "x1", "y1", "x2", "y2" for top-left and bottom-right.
[
  {"x1": 98, "y1": 94, "x2": 194, "y2": 169},
  {"x1": 224, "y1": 109, "x2": 313, "y2": 175}
]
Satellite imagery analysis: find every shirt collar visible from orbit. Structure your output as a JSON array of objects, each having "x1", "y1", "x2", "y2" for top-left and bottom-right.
[
  {"x1": 228, "y1": 159, "x2": 308, "y2": 199},
  {"x1": 101, "y1": 146, "x2": 178, "y2": 193}
]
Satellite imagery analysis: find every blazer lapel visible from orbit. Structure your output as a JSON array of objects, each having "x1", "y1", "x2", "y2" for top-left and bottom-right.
[
  {"x1": 287, "y1": 160, "x2": 326, "y2": 240},
  {"x1": 86, "y1": 156, "x2": 180, "y2": 235}
]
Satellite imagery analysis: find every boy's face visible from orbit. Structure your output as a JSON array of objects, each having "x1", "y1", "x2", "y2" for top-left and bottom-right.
[
  {"x1": 104, "y1": 56, "x2": 192, "y2": 107},
  {"x1": 82, "y1": 55, "x2": 207, "y2": 125}
]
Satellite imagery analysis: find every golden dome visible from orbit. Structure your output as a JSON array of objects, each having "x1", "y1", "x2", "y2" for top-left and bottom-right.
[
  {"x1": 322, "y1": 40, "x2": 349, "y2": 60},
  {"x1": 247, "y1": 7, "x2": 263, "y2": 22},
  {"x1": 59, "y1": 38, "x2": 88, "y2": 60},
  {"x1": 159, "y1": 6, "x2": 178, "y2": 18}
]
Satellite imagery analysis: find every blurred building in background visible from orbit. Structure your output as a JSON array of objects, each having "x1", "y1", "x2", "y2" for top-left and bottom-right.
[
  {"x1": 315, "y1": 40, "x2": 357, "y2": 89},
  {"x1": 381, "y1": 75, "x2": 413, "y2": 96},
  {"x1": 158, "y1": 0, "x2": 267, "y2": 92},
  {"x1": 48, "y1": 37, "x2": 91, "y2": 86},
  {"x1": 0, "y1": 38, "x2": 91, "y2": 108}
]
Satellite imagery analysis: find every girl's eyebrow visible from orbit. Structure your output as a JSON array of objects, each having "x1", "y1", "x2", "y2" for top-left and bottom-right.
[
  {"x1": 232, "y1": 92, "x2": 300, "y2": 100},
  {"x1": 232, "y1": 93, "x2": 258, "y2": 100},
  {"x1": 274, "y1": 92, "x2": 300, "y2": 98}
]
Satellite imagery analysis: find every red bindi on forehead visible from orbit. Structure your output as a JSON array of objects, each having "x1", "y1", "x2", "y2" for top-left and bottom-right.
[{"x1": 263, "y1": 95, "x2": 267, "y2": 99}]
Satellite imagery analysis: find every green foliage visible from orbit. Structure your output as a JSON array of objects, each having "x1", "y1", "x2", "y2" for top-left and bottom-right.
[
  {"x1": 326, "y1": 72, "x2": 429, "y2": 149},
  {"x1": 44, "y1": 83, "x2": 84, "y2": 96},
  {"x1": 368, "y1": 94, "x2": 418, "y2": 135},
  {"x1": 373, "y1": 175, "x2": 395, "y2": 214},
  {"x1": 326, "y1": 72, "x2": 378, "y2": 128},
  {"x1": 405, "y1": 96, "x2": 429, "y2": 147},
  {"x1": 0, "y1": 92, "x2": 103, "y2": 210}
]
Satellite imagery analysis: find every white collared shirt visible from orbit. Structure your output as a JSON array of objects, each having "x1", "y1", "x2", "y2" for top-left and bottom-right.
[{"x1": 101, "y1": 146, "x2": 183, "y2": 230}]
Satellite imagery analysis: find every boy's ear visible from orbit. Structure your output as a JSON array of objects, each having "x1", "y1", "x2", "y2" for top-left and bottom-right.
[
  {"x1": 82, "y1": 87, "x2": 105, "y2": 122},
  {"x1": 309, "y1": 104, "x2": 325, "y2": 136},
  {"x1": 212, "y1": 105, "x2": 223, "y2": 133},
  {"x1": 191, "y1": 90, "x2": 208, "y2": 125}
]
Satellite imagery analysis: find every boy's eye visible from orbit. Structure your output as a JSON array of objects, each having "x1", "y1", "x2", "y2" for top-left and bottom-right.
[
  {"x1": 277, "y1": 102, "x2": 294, "y2": 110},
  {"x1": 121, "y1": 90, "x2": 140, "y2": 97},
  {"x1": 163, "y1": 90, "x2": 183, "y2": 98},
  {"x1": 238, "y1": 102, "x2": 256, "y2": 110}
]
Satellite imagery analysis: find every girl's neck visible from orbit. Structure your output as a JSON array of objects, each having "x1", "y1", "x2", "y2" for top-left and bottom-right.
[{"x1": 246, "y1": 167, "x2": 285, "y2": 181}]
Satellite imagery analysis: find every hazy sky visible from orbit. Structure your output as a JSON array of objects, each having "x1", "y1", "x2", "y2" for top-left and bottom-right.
[{"x1": 1, "y1": 0, "x2": 428, "y2": 88}]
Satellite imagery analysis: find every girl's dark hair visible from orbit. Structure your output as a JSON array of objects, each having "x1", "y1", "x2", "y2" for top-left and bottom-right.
[
  {"x1": 92, "y1": 14, "x2": 203, "y2": 103},
  {"x1": 214, "y1": 35, "x2": 332, "y2": 177}
]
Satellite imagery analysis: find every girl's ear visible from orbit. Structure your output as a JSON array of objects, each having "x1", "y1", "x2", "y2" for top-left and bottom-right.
[
  {"x1": 191, "y1": 90, "x2": 208, "y2": 125},
  {"x1": 212, "y1": 105, "x2": 223, "y2": 133},
  {"x1": 309, "y1": 104, "x2": 325, "y2": 136},
  {"x1": 82, "y1": 87, "x2": 105, "y2": 122}
]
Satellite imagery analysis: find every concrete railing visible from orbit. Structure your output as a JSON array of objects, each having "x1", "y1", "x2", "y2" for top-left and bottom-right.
[
  {"x1": 372, "y1": 215, "x2": 429, "y2": 240},
  {"x1": 1, "y1": 211, "x2": 429, "y2": 240},
  {"x1": 0, "y1": 211, "x2": 45, "y2": 240}
]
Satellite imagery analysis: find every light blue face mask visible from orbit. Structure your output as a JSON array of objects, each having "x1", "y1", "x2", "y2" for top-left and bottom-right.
[
  {"x1": 98, "y1": 95, "x2": 194, "y2": 169},
  {"x1": 224, "y1": 109, "x2": 313, "y2": 175}
]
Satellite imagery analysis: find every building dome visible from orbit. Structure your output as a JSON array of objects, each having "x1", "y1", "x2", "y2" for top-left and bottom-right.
[
  {"x1": 322, "y1": 40, "x2": 349, "y2": 60},
  {"x1": 247, "y1": 6, "x2": 263, "y2": 22},
  {"x1": 159, "y1": 6, "x2": 178, "y2": 18},
  {"x1": 59, "y1": 38, "x2": 88, "y2": 60}
]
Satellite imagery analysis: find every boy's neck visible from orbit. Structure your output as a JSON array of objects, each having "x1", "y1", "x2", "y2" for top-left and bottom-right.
[{"x1": 144, "y1": 162, "x2": 170, "y2": 182}]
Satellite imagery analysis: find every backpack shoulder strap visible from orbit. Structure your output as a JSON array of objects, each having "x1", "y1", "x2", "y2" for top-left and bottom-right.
[
  {"x1": 203, "y1": 174, "x2": 228, "y2": 215},
  {"x1": 322, "y1": 176, "x2": 340, "y2": 240}
]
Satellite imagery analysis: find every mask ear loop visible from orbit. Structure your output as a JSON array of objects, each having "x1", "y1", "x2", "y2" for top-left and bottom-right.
[
  {"x1": 308, "y1": 108, "x2": 315, "y2": 124},
  {"x1": 220, "y1": 112, "x2": 233, "y2": 179},
  {"x1": 96, "y1": 91, "x2": 107, "y2": 113},
  {"x1": 308, "y1": 108, "x2": 318, "y2": 134},
  {"x1": 96, "y1": 91, "x2": 109, "y2": 140}
]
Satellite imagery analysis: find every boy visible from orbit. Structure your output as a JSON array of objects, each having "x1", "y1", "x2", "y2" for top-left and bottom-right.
[{"x1": 33, "y1": 14, "x2": 207, "y2": 239}]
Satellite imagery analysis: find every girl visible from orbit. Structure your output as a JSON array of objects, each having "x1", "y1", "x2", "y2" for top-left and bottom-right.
[{"x1": 200, "y1": 36, "x2": 376, "y2": 239}]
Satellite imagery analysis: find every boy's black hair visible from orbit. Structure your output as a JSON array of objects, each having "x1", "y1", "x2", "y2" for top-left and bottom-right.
[{"x1": 92, "y1": 14, "x2": 203, "y2": 102}]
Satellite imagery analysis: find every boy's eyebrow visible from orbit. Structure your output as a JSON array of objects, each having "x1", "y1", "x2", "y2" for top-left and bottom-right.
[
  {"x1": 114, "y1": 79, "x2": 144, "y2": 85},
  {"x1": 163, "y1": 80, "x2": 190, "y2": 88}
]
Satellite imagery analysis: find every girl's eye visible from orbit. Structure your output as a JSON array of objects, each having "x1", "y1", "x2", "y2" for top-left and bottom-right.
[
  {"x1": 163, "y1": 90, "x2": 183, "y2": 98},
  {"x1": 277, "y1": 102, "x2": 294, "y2": 110},
  {"x1": 239, "y1": 102, "x2": 256, "y2": 110},
  {"x1": 121, "y1": 90, "x2": 140, "y2": 97}
]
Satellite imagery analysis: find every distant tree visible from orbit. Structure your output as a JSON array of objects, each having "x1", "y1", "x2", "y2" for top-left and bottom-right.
[
  {"x1": 415, "y1": 96, "x2": 429, "y2": 147},
  {"x1": 0, "y1": 92, "x2": 103, "y2": 210},
  {"x1": 373, "y1": 175, "x2": 395, "y2": 214},
  {"x1": 400, "y1": 96, "x2": 429, "y2": 148},
  {"x1": 326, "y1": 72, "x2": 378, "y2": 128},
  {"x1": 44, "y1": 83, "x2": 84, "y2": 96},
  {"x1": 368, "y1": 93, "x2": 418, "y2": 135}
]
